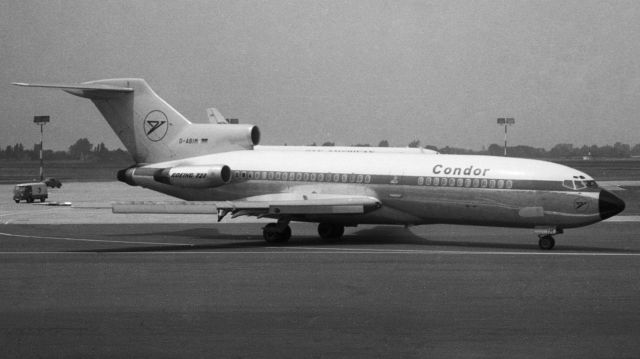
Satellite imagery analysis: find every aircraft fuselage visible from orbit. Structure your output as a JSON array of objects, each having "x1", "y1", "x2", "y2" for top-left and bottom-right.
[{"x1": 126, "y1": 150, "x2": 621, "y2": 231}]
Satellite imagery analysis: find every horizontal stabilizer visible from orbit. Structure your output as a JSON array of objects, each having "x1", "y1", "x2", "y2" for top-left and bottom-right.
[
  {"x1": 13, "y1": 81, "x2": 133, "y2": 99},
  {"x1": 12, "y1": 82, "x2": 133, "y2": 92}
]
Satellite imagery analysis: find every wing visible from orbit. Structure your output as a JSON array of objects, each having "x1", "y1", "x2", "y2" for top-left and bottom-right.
[{"x1": 112, "y1": 193, "x2": 382, "y2": 221}]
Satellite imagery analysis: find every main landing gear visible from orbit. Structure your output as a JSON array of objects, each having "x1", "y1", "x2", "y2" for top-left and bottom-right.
[
  {"x1": 538, "y1": 235, "x2": 555, "y2": 250},
  {"x1": 262, "y1": 220, "x2": 291, "y2": 243},
  {"x1": 262, "y1": 221, "x2": 346, "y2": 243},
  {"x1": 317, "y1": 223, "x2": 345, "y2": 241}
]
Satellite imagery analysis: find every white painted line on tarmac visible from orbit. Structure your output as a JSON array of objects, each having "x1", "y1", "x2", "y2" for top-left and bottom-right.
[
  {"x1": 277, "y1": 246, "x2": 640, "y2": 256},
  {"x1": 0, "y1": 247, "x2": 639, "y2": 256},
  {"x1": 0, "y1": 208, "x2": 54, "y2": 217},
  {"x1": 606, "y1": 216, "x2": 640, "y2": 222},
  {"x1": 0, "y1": 231, "x2": 188, "y2": 246}
]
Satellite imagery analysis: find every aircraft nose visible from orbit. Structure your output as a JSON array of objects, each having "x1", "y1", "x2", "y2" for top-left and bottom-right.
[{"x1": 599, "y1": 189, "x2": 625, "y2": 220}]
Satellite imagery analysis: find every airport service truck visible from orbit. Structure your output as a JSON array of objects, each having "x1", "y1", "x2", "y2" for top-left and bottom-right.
[{"x1": 13, "y1": 182, "x2": 48, "y2": 203}]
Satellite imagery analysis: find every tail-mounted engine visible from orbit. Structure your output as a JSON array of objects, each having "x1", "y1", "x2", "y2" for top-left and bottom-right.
[{"x1": 118, "y1": 165, "x2": 231, "y2": 188}]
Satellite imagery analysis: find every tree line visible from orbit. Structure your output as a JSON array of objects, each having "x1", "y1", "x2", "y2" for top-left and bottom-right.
[
  {"x1": 0, "y1": 138, "x2": 130, "y2": 162},
  {"x1": 2, "y1": 138, "x2": 640, "y2": 161}
]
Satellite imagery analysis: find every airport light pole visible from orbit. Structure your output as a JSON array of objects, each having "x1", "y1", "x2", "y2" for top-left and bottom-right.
[
  {"x1": 497, "y1": 117, "x2": 515, "y2": 156},
  {"x1": 33, "y1": 116, "x2": 50, "y2": 181}
]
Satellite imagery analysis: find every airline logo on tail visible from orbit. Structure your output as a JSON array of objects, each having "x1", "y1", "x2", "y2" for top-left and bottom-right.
[{"x1": 143, "y1": 110, "x2": 169, "y2": 141}]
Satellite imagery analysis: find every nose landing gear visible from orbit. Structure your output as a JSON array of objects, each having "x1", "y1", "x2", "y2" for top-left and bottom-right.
[{"x1": 534, "y1": 227, "x2": 563, "y2": 250}]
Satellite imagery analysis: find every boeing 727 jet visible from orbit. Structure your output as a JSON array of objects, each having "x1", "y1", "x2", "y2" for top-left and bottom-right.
[{"x1": 14, "y1": 79, "x2": 625, "y2": 250}]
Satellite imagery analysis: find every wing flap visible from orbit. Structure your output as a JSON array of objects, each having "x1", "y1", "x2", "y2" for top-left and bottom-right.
[{"x1": 112, "y1": 195, "x2": 381, "y2": 218}]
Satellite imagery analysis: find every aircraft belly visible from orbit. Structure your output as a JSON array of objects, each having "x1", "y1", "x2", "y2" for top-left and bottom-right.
[{"x1": 393, "y1": 187, "x2": 601, "y2": 228}]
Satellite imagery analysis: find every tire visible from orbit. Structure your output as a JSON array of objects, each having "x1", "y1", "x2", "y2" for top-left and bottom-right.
[
  {"x1": 538, "y1": 236, "x2": 555, "y2": 250},
  {"x1": 262, "y1": 223, "x2": 290, "y2": 243},
  {"x1": 318, "y1": 223, "x2": 344, "y2": 241}
]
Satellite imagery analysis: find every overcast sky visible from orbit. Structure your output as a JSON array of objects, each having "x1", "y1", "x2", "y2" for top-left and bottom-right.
[{"x1": 2, "y1": 0, "x2": 639, "y2": 151}]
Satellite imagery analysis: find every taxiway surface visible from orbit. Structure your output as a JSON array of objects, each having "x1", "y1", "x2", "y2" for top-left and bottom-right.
[{"x1": 1, "y1": 182, "x2": 639, "y2": 358}]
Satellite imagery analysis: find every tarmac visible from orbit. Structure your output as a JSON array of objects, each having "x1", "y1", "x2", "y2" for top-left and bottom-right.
[{"x1": 1, "y1": 182, "x2": 640, "y2": 358}]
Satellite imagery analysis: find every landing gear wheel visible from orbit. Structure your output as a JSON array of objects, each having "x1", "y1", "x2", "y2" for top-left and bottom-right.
[
  {"x1": 317, "y1": 223, "x2": 345, "y2": 241},
  {"x1": 14, "y1": 200, "x2": 19, "y2": 203},
  {"x1": 538, "y1": 235, "x2": 555, "y2": 250},
  {"x1": 27, "y1": 197, "x2": 34, "y2": 203},
  {"x1": 262, "y1": 223, "x2": 291, "y2": 243}
]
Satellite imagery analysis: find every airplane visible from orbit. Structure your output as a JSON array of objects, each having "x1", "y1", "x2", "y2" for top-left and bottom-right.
[{"x1": 13, "y1": 79, "x2": 625, "y2": 250}]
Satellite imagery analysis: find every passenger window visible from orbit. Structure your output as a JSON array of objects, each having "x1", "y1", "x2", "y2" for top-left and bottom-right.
[
  {"x1": 418, "y1": 177, "x2": 424, "y2": 185},
  {"x1": 296, "y1": 172, "x2": 302, "y2": 181},
  {"x1": 464, "y1": 179, "x2": 472, "y2": 187},
  {"x1": 506, "y1": 180, "x2": 513, "y2": 189},
  {"x1": 497, "y1": 179, "x2": 504, "y2": 189},
  {"x1": 472, "y1": 178, "x2": 479, "y2": 188},
  {"x1": 333, "y1": 174, "x2": 340, "y2": 182},
  {"x1": 489, "y1": 179, "x2": 496, "y2": 188},
  {"x1": 317, "y1": 173, "x2": 324, "y2": 182},
  {"x1": 341, "y1": 174, "x2": 348, "y2": 183},
  {"x1": 449, "y1": 178, "x2": 456, "y2": 186},
  {"x1": 456, "y1": 178, "x2": 464, "y2": 187},
  {"x1": 433, "y1": 177, "x2": 440, "y2": 186},
  {"x1": 364, "y1": 175, "x2": 371, "y2": 184},
  {"x1": 425, "y1": 177, "x2": 432, "y2": 186},
  {"x1": 275, "y1": 172, "x2": 282, "y2": 180},
  {"x1": 310, "y1": 173, "x2": 316, "y2": 181},
  {"x1": 481, "y1": 179, "x2": 488, "y2": 188},
  {"x1": 356, "y1": 174, "x2": 363, "y2": 183},
  {"x1": 268, "y1": 172, "x2": 274, "y2": 180},
  {"x1": 348, "y1": 174, "x2": 356, "y2": 183},
  {"x1": 303, "y1": 173, "x2": 309, "y2": 181}
]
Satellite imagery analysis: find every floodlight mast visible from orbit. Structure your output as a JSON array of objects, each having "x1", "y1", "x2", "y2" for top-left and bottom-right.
[
  {"x1": 497, "y1": 117, "x2": 515, "y2": 156},
  {"x1": 33, "y1": 116, "x2": 50, "y2": 181}
]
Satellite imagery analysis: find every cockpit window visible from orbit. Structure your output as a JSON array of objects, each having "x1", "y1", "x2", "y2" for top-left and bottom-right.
[
  {"x1": 562, "y1": 180, "x2": 575, "y2": 190},
  {"x1": 563, "y1": 179, "x2": 598, "y2": 190},
  {"x1": 585, "y1": 180, "x2": 598, "y2": 189}
]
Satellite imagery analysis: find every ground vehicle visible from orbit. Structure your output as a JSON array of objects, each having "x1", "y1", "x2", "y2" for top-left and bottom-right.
[{"x1": 13, "y1": 182, "x2": 48, "y2": 203}]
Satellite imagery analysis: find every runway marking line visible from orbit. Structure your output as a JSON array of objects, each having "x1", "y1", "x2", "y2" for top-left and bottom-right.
[{"x1": 0, "y1": 231, "x2": 186, "y2": 246}]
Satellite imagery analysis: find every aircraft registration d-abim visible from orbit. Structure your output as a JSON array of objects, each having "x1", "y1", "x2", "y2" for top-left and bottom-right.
[{"x1": 14, "y1": 79, "x2": 625, "y2": 250}]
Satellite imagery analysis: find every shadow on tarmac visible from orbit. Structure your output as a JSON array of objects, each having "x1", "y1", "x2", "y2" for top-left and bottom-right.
[{"x1": 71, "y1": 225, "x2": 637, "y2": 254}]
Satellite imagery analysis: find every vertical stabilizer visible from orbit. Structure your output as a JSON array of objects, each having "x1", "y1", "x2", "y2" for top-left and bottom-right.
[
  {"x1": 14, "y1": 79, "x2": 260, "y2": 165},
  {"x1": 80, "y1": 78, "x2": 191, "y2": 164}
]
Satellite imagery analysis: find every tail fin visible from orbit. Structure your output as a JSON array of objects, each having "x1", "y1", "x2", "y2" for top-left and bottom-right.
[{"x1": 13, "y1": 79, "x2": 260, "y2": 164}]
